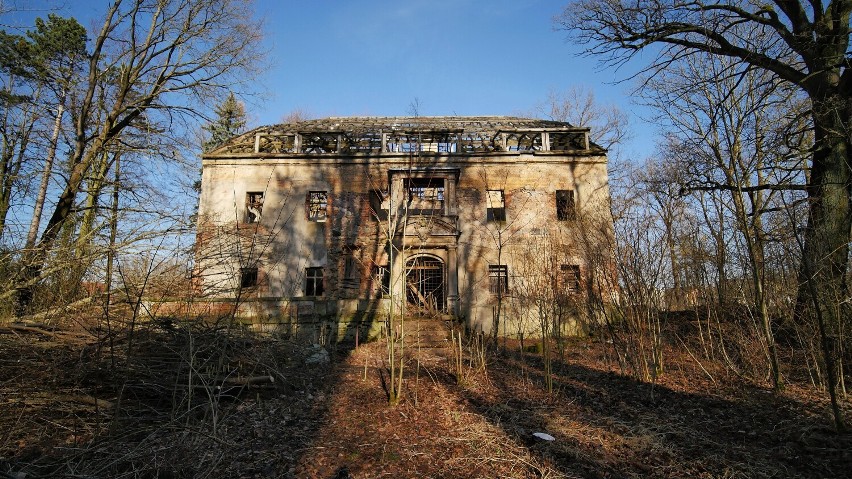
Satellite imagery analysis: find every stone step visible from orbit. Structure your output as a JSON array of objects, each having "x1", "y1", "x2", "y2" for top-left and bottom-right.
[{"x1": 394, "y1": 318, "x2": 452, "y2": 348}]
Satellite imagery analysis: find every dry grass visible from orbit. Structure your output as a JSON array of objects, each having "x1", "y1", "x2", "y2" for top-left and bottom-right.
[{"x1": 1, "y1": 314, "x2": 850, "y2": 478}]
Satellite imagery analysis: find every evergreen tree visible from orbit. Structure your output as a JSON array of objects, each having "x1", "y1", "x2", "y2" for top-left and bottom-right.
[
  {"x1": 0, "y1": 15, "x2": 87, "y2": 242},
  {"x1": 202, "y1": 92, "x2": 246, "y2": 153},
  {"x1": 24, "y1": 15, "x2": 88, "y2": 249}
]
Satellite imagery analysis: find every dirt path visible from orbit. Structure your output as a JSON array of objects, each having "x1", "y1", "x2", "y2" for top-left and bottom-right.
[{"x1": 290, "y1": 319, "x2": 570, "y2": 478}]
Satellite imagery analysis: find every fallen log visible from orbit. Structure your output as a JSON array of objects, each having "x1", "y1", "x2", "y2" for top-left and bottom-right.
[
  {"x1": 2, "y1": 323, "x2": 97, "y2": 345},
  {"x1": 221, "y1": 375, "x2": 275, "y2": 386},
  {"x1": 71, "y1": 394, "x2": 115, "y2": 410},
  {"x1": 57, "y1": 394, "x2": 115, "y2": 410}
]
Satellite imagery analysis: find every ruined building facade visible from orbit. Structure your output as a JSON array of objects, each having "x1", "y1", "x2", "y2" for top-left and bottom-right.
[{"x1": 196, "y1": 117, "x2": 613, "y2": 337}]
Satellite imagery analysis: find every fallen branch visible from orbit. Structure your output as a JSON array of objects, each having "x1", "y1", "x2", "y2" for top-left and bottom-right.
[
  {"x1": 57, "y1": 393, "x2": 115, "y2": 410},
  {"x1": 2, "y1": 323, "x2": 96, "y2": 345},
  {"x1": 221, "y1": 375, "x2": 275, "y2": 386}
]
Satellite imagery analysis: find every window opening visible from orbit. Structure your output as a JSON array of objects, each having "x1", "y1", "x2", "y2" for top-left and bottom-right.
[
  {"x1": 307, "y1": 191, "x2": 328, "y2": 222},
  {"x1": 373, "y1": 265, "x2": 390, "y2": 297},
  {"x1": 489, "y1": 265, "x2": 509, "y2": 295},
  {"x1": 407, "y1": 178, "x2": 444, "y2": 201},
  {"x1": 246, "y1": 192, "x2": 264, "y2": 223},
  {"x1": 340, "y1": 132, "x2": 382, "y2": 153},
  {"x1": 486, "y1": 190, "x2": 506, "y2": 222},
  {"x1": 560, "y1": 264, "x2": 581, "y2": 292},
  {"x1": 549, "y1": 132, "x2": 586, "y2": 151},
  {"x1": 301, "y1": 133, "x2": 337, "y2": 154},
  {"x1": 369, "y1": 189, "x2": 388, "y2": 221},
  {"x1": 458, "y1": 132, "x2": 500, "y2": 152},
  {"x1": 505, "y1": 132, "x2": 542, "y2": 151},
  {"x1": 556, "y1": 189, "x2": 575, "y2": 220},
  {"x1": 405, "y1": 178, "x2": 444, "y2": 215},
  {"x1": 240, "y1": 266, "x2": 258, "y2": 288},
  {"x1": 305, "y1": 267, "x2": 324, "y2": 296},
  {"x1": 256, "y1": 134, "x2": 297, "y2": 154}
]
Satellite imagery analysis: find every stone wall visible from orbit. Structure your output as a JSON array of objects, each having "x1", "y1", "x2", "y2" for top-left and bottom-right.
[
  {"x1": 145, "y1": 297, "x2": 390, "y2": 343},
  {"x1": 196, "y1": 123, "x2": 614, "y2": 337}
]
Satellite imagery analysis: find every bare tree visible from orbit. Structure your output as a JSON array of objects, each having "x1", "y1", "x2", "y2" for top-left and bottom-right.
[
  {"x1": 9, "y1": 0, "x2": 264, "y2": 315},
  {"x1": 535, "y1": 85, "x2": 631, "y2": 156},
  {"x1": 583, "y1": 161, "x2": 669, "y2": 381},
  {"x1": 646, "y1": 51, "x2": 809, "y2": 390},
  {"x1": 511, "y1": 232, "x2": 564, "y2": 393},
  {"x1": 406, "y1": 97, "x2": 423, "y2": 117},
  {"x1": 476, "y1": 168, "x2": 537, "y2": 345},
  {"x1": 557, "y1": 0, "x2": 850, "y2": 430},
  {"x1": 280, "y1": 108, "x2": 313, "y2": 124}
]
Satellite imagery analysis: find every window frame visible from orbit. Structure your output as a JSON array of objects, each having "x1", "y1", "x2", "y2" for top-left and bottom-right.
[
  {"x1": 406, "y1": 177, "x2": 445, "y2": 201},
  {"x1": 245, "y1": 191, "x2": 264, "y2": 223},
  {"x1": 405, "y1": 177, "x2": 445, "y2": 215},
  {"x1": 240, "y1": 266, "x2": 258, "y2": 288},
  {"x1": 305, "y1": 267, "x2": 324, "y2": 296},
  {"x1": 486, "y1": 189, "x2": 506, "y2": 222},
  {"x1": 556, "y1": 189, "x2": 576, "y2": 221},
  {"x1": 488, "y1": 264, "x2": 509, "y2": 296},
  {"x1": 307, "y1": 191, "x2": 328, "y2": 222}
]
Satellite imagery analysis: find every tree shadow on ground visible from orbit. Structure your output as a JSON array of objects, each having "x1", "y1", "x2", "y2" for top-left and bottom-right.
[
  {"x1": 8, "y1": 319, "x2": 850, "y2": 478},
  {"x1": 0, "y1": 319, "x2": 362, "y2": 478},
  {"x1": 454, "y1": 348, "x2": 852, "y2": 478}
]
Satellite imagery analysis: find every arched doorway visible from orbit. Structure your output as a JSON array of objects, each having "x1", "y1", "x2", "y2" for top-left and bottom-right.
[{"x1": 405, "y1": 256, "x2": 445, "y2": 312}]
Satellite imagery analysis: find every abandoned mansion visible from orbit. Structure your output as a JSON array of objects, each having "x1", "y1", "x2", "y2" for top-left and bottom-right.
[{"x1": 195, "y1": 116, "x2": 614, "y2": 337}]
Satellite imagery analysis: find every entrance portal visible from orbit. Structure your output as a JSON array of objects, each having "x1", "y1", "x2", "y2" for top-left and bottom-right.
[{"x1": 405, "y1": 256, "x2": 445, "y2": 312}]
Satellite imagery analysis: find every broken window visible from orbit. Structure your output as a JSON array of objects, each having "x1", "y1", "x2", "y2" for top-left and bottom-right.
[
  {"x1": 556, "y1": 189, "x2": 575, "y2": 220},
  {"x1": 305, "y1": 267, "x2": 324, "y2": 296},
  {"x1": 406, "y1": 178, "x2": 444, "y2": 215},
  {"x1": 560, "y1": 264, "x2": 581, "y2": 292},
  {"x1": 307, "y1": 191, "x2": 328, "y2": 222},
  {"x1": 245, "y1": 192, "x2": 264, "y2": 223},
  {"x1": 486, "y1": 189, "x2": 506, "y2": 222},
  {"x1": 488, "y1": 265, "x2": 509, "y2": 296},
  {"x1": 407, "y1": 178, "x2": 444, "y2": 201},
  {"x1": 240, "y1": 266, "x2": 258, "y2": 288},
  {"x1": 373, "y1": 265, "x2": 390, "y2": 297},
  {"x1": 369, "y1": 189, "x2": 388, "y2": 221}
]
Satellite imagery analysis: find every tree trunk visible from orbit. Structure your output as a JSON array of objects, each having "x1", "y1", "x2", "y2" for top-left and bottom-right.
[
  {"x1": 26, "y1": 102, "x2": 65, "y2": 249},
  {"x1": 795, "y1": 93, "x2": 851, "y2": 432},
  {"x1": 14, "y1": 143, "x2": 95, "y2": 316},
  {"x1": 0, "y1": 116, "x2": 35, "y2": 241},
  {"x1": 76, "y1": 149, "x2": 113, "y2": 257}
]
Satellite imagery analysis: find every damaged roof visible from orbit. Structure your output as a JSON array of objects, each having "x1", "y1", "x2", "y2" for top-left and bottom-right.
[{"x1": 206, "y1": 116, "x2": 602, "y2": 156}]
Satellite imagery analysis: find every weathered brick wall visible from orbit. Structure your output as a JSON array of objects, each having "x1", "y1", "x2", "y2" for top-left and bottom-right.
[{"x1": 195, "y1": 150, "x2": 613, "y2": 336}]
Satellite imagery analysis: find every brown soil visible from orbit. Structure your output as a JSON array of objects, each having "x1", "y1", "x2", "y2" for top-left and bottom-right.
[{"x1": 1, "y1": 317, "x2": 850, "y2": 478}]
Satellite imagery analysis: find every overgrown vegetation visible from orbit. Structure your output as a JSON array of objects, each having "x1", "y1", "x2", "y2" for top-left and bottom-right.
[
  {"x1": 559, "y1": 0, "x2": 851, "y2": 433},
  {"x1": 2, "y1": 305, "x2": 851, "y2": 478},
  {"x1": 0, "y1": 0, "x2": 850, "y2": 475}
]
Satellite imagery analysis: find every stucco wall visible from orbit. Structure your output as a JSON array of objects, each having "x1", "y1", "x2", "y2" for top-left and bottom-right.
[{"x1": 196, "y1": 149, "x2": 612, "y2": 336}]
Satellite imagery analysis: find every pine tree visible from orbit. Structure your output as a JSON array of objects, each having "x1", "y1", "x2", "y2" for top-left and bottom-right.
[{"x1": 202, "y1": 92, "x2": 246, "y2": 153}]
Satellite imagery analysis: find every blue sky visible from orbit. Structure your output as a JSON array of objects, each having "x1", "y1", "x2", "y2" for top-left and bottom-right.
[{"x1": 4, "y1": 0, "x2": 658, "y2": 160}]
